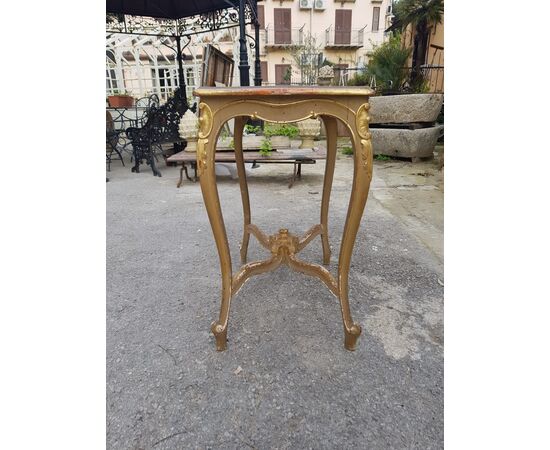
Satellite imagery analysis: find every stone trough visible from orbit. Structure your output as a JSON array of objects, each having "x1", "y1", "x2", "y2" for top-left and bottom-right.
[{"x1": 369, "y1": 93, "x2": 443, "y2": 161}]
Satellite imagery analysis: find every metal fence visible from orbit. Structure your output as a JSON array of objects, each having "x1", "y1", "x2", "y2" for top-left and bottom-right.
[{"x1": 332, "y1": 65, "x2": 444, "y2": 93}]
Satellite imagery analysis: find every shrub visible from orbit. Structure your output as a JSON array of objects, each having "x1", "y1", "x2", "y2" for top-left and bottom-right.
[
  {"x1": 366, "y1": 33, "x2": 411, "y2": 93},
  {"x1": 264, "y1": 123, "x2": 299, "y2": 139},
  {"x1": 347, "y1": 71, "x2": 370, "y2": 86},
  {"x1": 259, "y1": 138, "x2": 272, "y2": 156}
]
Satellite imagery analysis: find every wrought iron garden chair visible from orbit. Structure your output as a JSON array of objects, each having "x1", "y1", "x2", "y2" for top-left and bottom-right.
[
  {"x1": 126, "y1": 88, "x2": 192, "y2": 177},
  {"x1": 106, "y1": 111, "x2": 125, "y2": 171}
]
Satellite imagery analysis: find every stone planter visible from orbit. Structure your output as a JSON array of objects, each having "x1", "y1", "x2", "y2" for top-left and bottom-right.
[
  {"x1": 317, "y1": 77, "x2": 332, "y2": 86},
  {"x1": 243, "y1": 135, "x2": 263, "y2": 150},
  {"x1": 178, "y1": 109, "x2": 199, "y2": 152},
  {"x1": 368, "y1": 93, "x2": 444, "y2": 161},
  {"x1": 297, "y1": 118, "x2": 321, "y2": 148},
  {"x1": 371, "y1": 126, "x2": 443, "y2": 160},
  {"x1": 369, "y1": 94, "x2": 444, "y2": 124},
  {"x1": 269, "y1": 135, "x2": 291, "y2": 149}
]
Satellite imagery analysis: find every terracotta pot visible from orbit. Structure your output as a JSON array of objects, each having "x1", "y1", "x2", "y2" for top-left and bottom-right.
[{"x1": 108, "y1": 95, "x2": 135, "y2": 108}]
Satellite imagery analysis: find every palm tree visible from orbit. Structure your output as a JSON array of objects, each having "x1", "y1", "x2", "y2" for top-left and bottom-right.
[{"x1": 393, "y1": 0, "x2": 444, "y2": 85}]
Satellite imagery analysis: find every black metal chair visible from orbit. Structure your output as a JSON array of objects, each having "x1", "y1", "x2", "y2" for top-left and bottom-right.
[
  {"x1": 126, "y1": 88, "x2": 193, "y2": 177},
  {"x1": 106, "y1": 111, "x2": 125, "y2": 171}
]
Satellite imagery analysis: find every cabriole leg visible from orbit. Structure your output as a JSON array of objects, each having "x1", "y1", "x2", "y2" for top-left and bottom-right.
[
  {"x1": 197, "y1": 106, "x2": 233, "y2": 351},
  {"x1": 320, "y1": 115, "x2": 337, "y2": 265},
  {"x1": 233, "y1": 117, "x2": 251, "y2": 264},
  {"x1": 337, "y1": 117, "x2": 373, "y2": 351}
]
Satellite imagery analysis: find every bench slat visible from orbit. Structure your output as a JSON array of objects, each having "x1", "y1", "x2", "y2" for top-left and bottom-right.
[{"x1": 167, "y1": 148, "x2": 327, "y2": 163}]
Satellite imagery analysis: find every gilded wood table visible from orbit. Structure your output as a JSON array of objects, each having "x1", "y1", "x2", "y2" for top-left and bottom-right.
[{"x1": 194, "y1": 86, "x2": 374, "y2": 351}]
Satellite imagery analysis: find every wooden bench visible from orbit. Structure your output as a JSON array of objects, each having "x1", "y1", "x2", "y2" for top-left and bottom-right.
[{"x1": 167, "y1": 147, "x2": 327, "y2": 188}]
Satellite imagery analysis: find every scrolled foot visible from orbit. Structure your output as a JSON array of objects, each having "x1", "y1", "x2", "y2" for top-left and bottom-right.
[
  {"x1": 211, "y1": 321, "x2": 228, "y2": 351},
  {"x1": 344, "y1": 324, "x2": 362, "y2": 351}
]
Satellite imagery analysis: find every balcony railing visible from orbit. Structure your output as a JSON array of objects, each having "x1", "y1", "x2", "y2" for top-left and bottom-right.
[
  {"x1": 324, "y1": 26, "x2": 365, "y2": 49},
  {"x1": 265, "y1": 25, "x2": 304, "y2": 47}
]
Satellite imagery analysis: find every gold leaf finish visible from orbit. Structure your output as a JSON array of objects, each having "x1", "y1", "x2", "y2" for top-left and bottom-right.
[
  {"x1": 356, "y1": 103, "x2": 370, "y2": 140},
  {"x1": 195, "y1": 88, "x2": 373, "y2": 351},
  {"x1": 196, "y1": 138, "x2": 208, "y2": 177},
  {"x1": 198, "y1": 102, "x2": 213, "y2": 139},
  {"x1": 361, "y1": 139, "x2": 373, "y2": 176},
  {"x1": 231, "y1": 226, "x2": 338, "y2": 297},
  {"x1": 196, "y1": 103, "x2": 213, "y2": 177}
]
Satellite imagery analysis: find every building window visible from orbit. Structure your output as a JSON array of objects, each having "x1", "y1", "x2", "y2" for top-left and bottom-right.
[
  {"x1": 372, "y1": 6, "x2": 380, "y2": 32},
  {"x1": 106, "y1": 68, "x2": 118, "y2": 94},
  {"x1": 151, "y1": 67, "x2": 176, "y2": 100},
  {"x1": 335, "y1": 9, "x2": 352, "y2": 45},
  {"x1": 274, "y1": 8, "x2": 291, "y2": 44}
]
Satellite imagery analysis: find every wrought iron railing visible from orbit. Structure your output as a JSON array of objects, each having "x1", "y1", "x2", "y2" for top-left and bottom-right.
[
  {"x1": 324, "y1": 26, "x2": 365, "y2": 47},
  {"x1": 334, "y1": 66, "x2": 444, "y2": 93},
  {"x1": 265, "y1": 25, "x2": 304, "y2": 47}
]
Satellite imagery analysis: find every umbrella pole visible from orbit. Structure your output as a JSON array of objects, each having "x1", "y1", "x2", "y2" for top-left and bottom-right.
[
  {"x1": 253, "y1": 7, "x2": 262, "y2": 86},
  {"x1": 238, "y1": 0, "x2": 250, "y2": 86},
  {"x1": 175, "y1": 35, "x2": 188, "y2": 105}
]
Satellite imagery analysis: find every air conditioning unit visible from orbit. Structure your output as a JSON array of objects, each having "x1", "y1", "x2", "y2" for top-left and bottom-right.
[
  {"x1": 314, "y1": 0, "x2": 326, "y2": 10},
  {"x1": 300, "y1": 0, "x2": 313, "y2": 9}
]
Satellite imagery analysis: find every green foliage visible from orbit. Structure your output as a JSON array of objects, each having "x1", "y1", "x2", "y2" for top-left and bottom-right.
[
  {"x1": 283, "y1": 67, "x2": 292, "y2": 82},
  {"x1": 341, "y1": 146, "x2": 354, "y2": 155},
  {"x1": 244, "y1": 124, "x2": 261, "y2": 135},
  {"x1": 110, "y1": 89, "x2": 131, "y2": 96},
  {"x1": 394, "y1": 0, "x2": 444, "y2": 32},
  {"x1": 347, "y1": 71, "x2": 370, "y2": 86},
  {"x1": 264, "y1": 123, "x2": 299, "y2": 139},
  {"x1": 229, "y1": 139, "x2": 234, "y2": 149},
  {"x1": 375, "y1": 154, "x2": 391, "y2": 161},
  {"x1": 288, "y1": 33, "x2": 323, "y2": 85},
  {"x1": 259, "y1": 138, "x2": 273, "y2": 156},
  {"x1": 219, "y1": 126, "x2": 230, "y2": 140},
  {"x1": 366, "y1": 33, "x2": 411, "y2": 93}
]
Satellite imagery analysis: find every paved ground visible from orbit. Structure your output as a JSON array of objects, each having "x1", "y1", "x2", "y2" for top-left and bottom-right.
[{"x1": 107, "y1": 146, "x2": 444, "y2": 449}]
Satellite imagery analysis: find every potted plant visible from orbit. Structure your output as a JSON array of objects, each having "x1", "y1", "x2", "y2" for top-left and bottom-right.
[
  {"x1": 108, "y1": 90, "x2": 135, "y2": 108},
  {"x1": 263, "y1": 123, "x2": 299, "y2": 149}
]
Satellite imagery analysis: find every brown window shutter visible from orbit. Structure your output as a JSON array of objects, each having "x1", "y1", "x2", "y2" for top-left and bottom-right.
[
  {"x1": 335, "y1": 10, "x2": 352, "y2": 45},
  {"x1": 260, "y1": 61, "x2": 268, "y2": 83},
  {"x1": 257, "y1": 4, "x2": 265, "y2": 29},
  {"x1": 275, "y1": 64, "x2": 291, "y2": 85},
  {"x1": 274, "y1": 8, "x2": 291, "y2": 44},
  {"x1": 372, "y1": 7, "x2": 380, "y2": 32}
]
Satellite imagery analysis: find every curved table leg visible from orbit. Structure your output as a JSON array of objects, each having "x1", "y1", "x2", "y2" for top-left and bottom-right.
[
  {"x1": 233, "y1": 117, "x2": 251, "y2": 264},
  {"x1": 198, "y1": 114, "x2": 233, "y2": 351},
  {"x1": 320, "y1": 115, "x2": 337, "y2": 265},
  {"x1": 337, "y1": 119, "x2": 373, "y2": 351}
]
